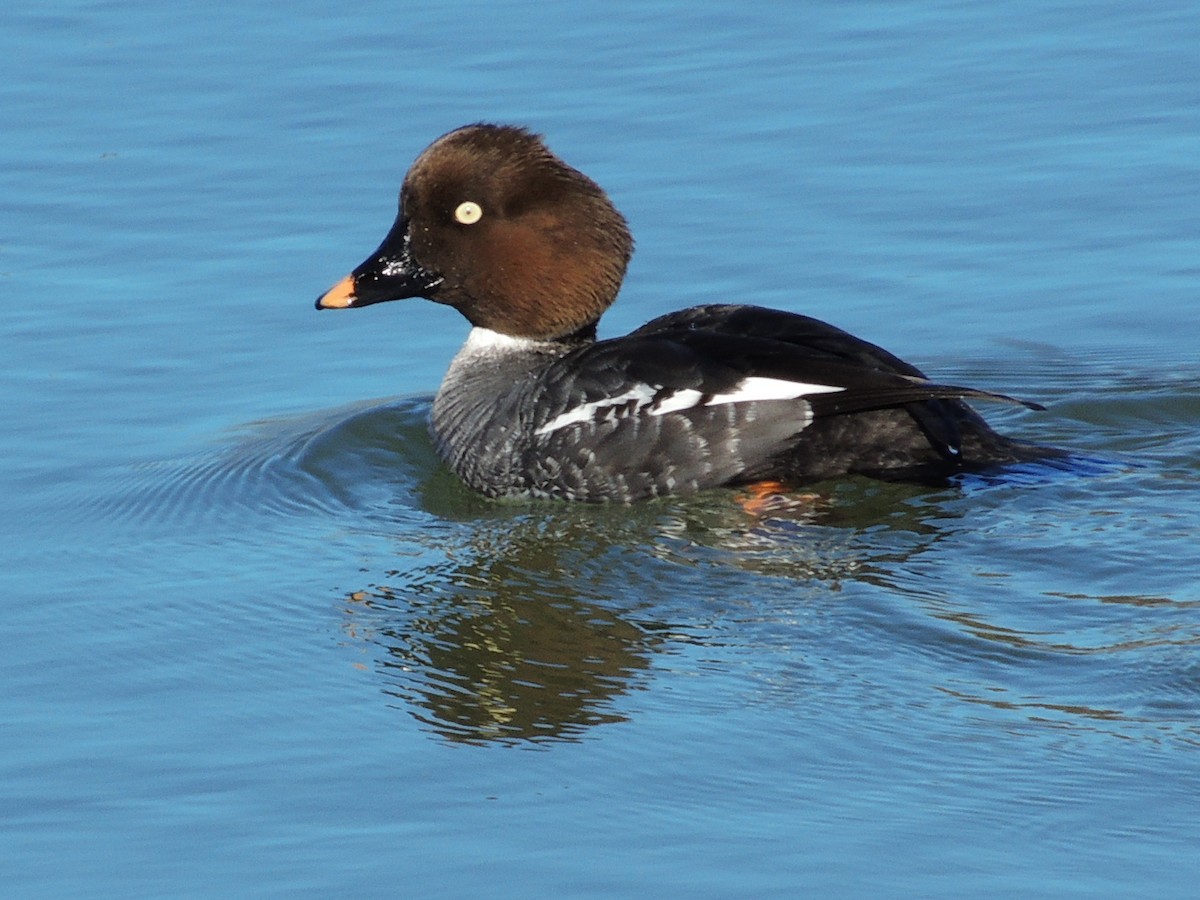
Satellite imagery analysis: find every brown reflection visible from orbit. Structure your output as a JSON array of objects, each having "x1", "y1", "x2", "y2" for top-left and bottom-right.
[
  {"x1": 936, "y1": 685, "x2": 1124, "y2": 722},
  {"x1": 1046, "y1": 590, "x2": 1200, "y2": 609},
  {"x1": 334, "y1": 478, "x2": 967, "y2": 746},
  {"x1": 337, "y1": 515, "x2": 672, "y2": 746},
  {"x1": 349, "y1": 583, "x2": 655, "y2": 745}
]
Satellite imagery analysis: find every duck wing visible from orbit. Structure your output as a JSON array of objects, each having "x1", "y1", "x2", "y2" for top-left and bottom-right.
[{"x1": 523, "y1": 305, "x2": 1041, "y2": 497}]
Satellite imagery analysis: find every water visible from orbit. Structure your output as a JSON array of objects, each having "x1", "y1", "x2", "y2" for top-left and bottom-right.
[{"x1": 4, "y1": 1, "x2": 1200, "y2": 896}]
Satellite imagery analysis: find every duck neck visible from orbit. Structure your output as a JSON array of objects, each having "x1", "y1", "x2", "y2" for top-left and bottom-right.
[{"x1": 430, "y1": 326, "x2": 576, "y2": 496}]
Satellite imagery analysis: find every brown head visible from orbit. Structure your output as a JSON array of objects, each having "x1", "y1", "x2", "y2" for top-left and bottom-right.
[{"x1": 316, "y1": 124, "x2": 634, "y2": 340}]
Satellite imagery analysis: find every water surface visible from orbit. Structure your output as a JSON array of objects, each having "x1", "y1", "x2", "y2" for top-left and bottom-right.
[{"x1": 3, "y1": 1, "x2": 1199, "y2": 896}]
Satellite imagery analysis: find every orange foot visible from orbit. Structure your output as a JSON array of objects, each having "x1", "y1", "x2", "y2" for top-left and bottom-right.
[{"x1": 736, "y1": 480, "x2": 821, "y2": 517}]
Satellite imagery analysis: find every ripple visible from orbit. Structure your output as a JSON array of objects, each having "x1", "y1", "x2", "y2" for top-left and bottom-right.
[
  {"x1": 90, "y1": 396, "x2": 442, "y2": 531},
  {"x1": 68, "y1": 369, "x2": 1200, "y2": 750}
]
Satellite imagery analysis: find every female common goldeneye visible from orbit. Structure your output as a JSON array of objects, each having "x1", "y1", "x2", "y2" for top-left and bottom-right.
[{"x1": 317, "y1": 124, "x2": 1059, "y2": 502}]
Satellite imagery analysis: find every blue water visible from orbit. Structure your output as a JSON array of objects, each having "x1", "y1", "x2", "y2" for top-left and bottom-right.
[{"x1": 4, "y1": 1, "x2": 1200, "y2": 896}]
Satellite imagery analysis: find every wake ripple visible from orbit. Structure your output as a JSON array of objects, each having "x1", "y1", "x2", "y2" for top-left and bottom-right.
[{"x1": 90, "y1": 396, "x2": 439, "y2": 531}]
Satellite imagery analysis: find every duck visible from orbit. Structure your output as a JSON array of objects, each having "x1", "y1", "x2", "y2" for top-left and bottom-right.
[{"x1": 316, "y1": 123, "x2": 1060, "y2": 502}]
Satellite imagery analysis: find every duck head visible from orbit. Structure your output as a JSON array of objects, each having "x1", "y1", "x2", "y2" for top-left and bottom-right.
[{"x1": 316, "y1": 124, "x2": 634, "y2": 341}]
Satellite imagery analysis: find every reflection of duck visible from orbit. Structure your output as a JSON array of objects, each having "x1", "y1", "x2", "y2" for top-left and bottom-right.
[
  {"x1": 333, "y1": 487, "x2": 962, "y2": 745},
  {"x1": 350, "y1": 584, "x2": 651, "y2": 745},
  {"x1": 318, "y1": 124, "x2": 1060, "y2": 501},
  {"x1": 339, "y1": 517, "x2": 665, "y2": 745}
]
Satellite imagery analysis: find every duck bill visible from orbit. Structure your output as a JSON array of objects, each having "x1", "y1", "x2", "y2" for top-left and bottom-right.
[{"x1": 315, "y1": 216, "x2": 442, "y2": 310}]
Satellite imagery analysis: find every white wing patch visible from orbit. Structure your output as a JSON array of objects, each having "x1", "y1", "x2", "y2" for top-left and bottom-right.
[
  {"x1": 534, "y1": 385, "x2": 658, "y2": 435},
  {"x1": 709, "y1": 376, "x2": 843, "y2": 405},
  {"x1": 535, "y1": 376, "x2": 844, "y2": 436}
]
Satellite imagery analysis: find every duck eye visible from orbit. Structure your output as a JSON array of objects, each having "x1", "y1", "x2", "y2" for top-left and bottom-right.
[{"x1": 454, "y1": 201, "x2": 483, "y2": 225}]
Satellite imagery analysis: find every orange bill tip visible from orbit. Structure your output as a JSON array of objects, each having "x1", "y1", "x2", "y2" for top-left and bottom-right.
[{"x1": 316, "y1": 275, "x2": 357, "y2": 309}]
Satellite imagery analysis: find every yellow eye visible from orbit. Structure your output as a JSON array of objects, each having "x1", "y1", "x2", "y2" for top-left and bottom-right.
[{"x1": 454, "y1": 201, "x2": 483, "y2": 225}]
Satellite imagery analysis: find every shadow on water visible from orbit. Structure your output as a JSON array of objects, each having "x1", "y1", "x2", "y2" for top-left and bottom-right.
[{"x1": 93, "y1": 370, "x2": 1200, "y2": 747}]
